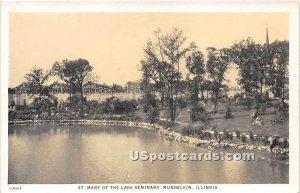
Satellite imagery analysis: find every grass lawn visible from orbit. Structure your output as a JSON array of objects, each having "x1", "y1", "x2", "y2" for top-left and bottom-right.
[{"x1": 157, "y1": 100, "x2": 288, "y2": 138}]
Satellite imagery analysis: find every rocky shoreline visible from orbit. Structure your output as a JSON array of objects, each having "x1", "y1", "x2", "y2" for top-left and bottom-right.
[{"x1": 9, "y1": 119, "x2": 289, "y2": 163}]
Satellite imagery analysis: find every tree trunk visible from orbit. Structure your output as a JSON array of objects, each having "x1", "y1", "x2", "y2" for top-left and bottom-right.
[
  {"x1": 80, "y1": 85, "x2": 84, "y2": 117},
  {"x1": 173, "y1": 97, "x2": 177, "y2": 122},
  {"x1": 69, "y1": 92, "x2": 72, "y2": 104},
  {"x1": 170, "y1": 97, "x2": 175, "y2": 121},
  {"x1": 161, "y1": 93, "x2": 164, "y2": 109},
  {"x1": 214, "y1": 91, "x2": 219, "y2": 114},
  {"x1": 260, "y1": 79, "x2": 263, "y2": 93}
]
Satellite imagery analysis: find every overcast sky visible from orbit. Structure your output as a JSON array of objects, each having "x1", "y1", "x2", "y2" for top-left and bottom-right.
[{"x1": 9, "y1": 13, "x2": 288, "y2": 87}]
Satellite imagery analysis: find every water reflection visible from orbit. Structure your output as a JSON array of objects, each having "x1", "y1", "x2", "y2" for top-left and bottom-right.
[{"x1": 8, "y1": 124, "x2": 288, "y2": 184}]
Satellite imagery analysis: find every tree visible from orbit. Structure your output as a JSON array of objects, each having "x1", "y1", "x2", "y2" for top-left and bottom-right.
[
  {"x1": 140, "y1": 28, "x2": 193, "y2": 121},
  {"x1": 25, "y1": 67, "x2": 50, "y2": 97},
  {"x1": 206, "y1": 47, "x2": 230, "y2": 113},
  {"x1": 25, "y1": 67, "x2": 57, "y2": 116},
  {"x1": 185, "y1": 47, "x2": 206, "y2": 105},
  {"x1": 230, "y1": 38, "x2": 266, "y2": 96},
  {"x1": 52, "y1": 60, "x2": 77, "y2": 103},
  {"x1": 52, "y1": 59, "x2": 93, "y2": 116},
  {"x1": 265, "y1": 40, "x2": 289, "y2": 99}
]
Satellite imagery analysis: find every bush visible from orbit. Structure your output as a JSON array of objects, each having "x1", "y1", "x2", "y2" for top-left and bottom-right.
[
  {"x1": 67, "y1": 95, "x2": 82, "y2": 110},
  {"x1": 205, "y1": 132, "x2": 212, "y2": 139},
  {"x1": 189, "y1": 104, "x2": 209, "y2": 123},
  {"x1": 86, "y1": 100, "x2": 103, "y2": 114},
  {"x1": 228, "y1": 133, "x2": 233, "y2": 141},
  {"x1": 141, "y1": 93, "x2": 158, "y2": 113},
  {"x1": 177, "y1": 97, "x2": 188, "y2": 110},
  {"x1": 114, "y1": 99, "x2": 137, "y2": 114},
  {"x1": 270, "y1": 110, "x2": 288, "y2": 124},
  {"x1": 146, "y1": 107, "x2": 159, "y2": 123},
  {"x1": 249, "y1": 132, "x2": 255, "y2": 142},
  {"x1": 254, "y1": 93, "x2": 265, "y2": 104},
  {"x1": 258, "y1": 103, "x2": 267, "y2": 115},
  {"x1": 282, "y1": 138, "x2": 289, "y2": 148},
  {"x1": 241, "y1": 135, "x2": 247, "y2": 143},
  {"x1": 235, "y1": 130, "x2": 240, "y2": 139},
  {"x1": 223, "y1": 129, "x2": 229, "y2": 139},
  {"x1": 181, "y1": 125, "x2": 205, "y2": 137},
  {"x1": 264, "y1": 91, "x2": 270, "y2": 101},
  {"x1": 102, "y1": 97, "x2": 137, "y2": 114},
  {"x1": 224, "y1": 106, "x2": 233, "y2": 119}
]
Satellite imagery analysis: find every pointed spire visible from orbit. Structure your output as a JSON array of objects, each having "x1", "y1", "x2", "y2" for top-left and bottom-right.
[
  {"x1": 266, "y1": 24, "x2": 270, "y2": 45},
  {"x1": 265, "y1": 24, "x2": 271, "y2": 67}
]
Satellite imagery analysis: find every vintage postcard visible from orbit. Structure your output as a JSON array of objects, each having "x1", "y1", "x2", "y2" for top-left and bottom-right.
[{"x1": 0, "y1": 1, "x2": 299, "y2": 193}]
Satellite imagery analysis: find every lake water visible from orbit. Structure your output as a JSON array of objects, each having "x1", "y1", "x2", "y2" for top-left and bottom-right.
[{"x1": 8, "y1": 124, "x2": 288, "y2": 184}]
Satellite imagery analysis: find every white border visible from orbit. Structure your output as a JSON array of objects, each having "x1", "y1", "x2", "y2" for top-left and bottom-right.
[{"x1": 1, "y1": 1, "x2": 299, "y2": 193}]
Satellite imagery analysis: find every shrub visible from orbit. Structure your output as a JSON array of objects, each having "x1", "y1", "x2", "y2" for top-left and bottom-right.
[
  {"x1": 235, "y1": 130, "x2": 240, "y2": 139},
  {"x1": 282, "y1": 138, "x2": 289, "y2": 148},
  {"x1": 177, "y1": 96, "x2": 188, "y2": 110},
  {"x1": 141, "y1": 93, "x2": 158, "y2": 113},
  {"x1": 181, "y1": 126, "x2": 204, "y2": 137},
  {"x1": 205, "y1": 132, "x2": 212, "y2": 139},
  {"x1": 114, "y1": 99, "x2": 137, "y2": 114},
  {"x1": 254, "y1": 93, "x2": 265, "y2": 104},
  {"x1": 264, "y1": 91, "x2": 270, "y2": 101},
  {"x1": 189, "y1": 104, "x2": 209, "y2": 123},
  {"x1": 223, "y1": 129, "x2": 229, "y2": 139},
  {"x1": 241, "y1": 135, "x2": 247, "y2": 143},
  {"x1": 86, "y1": 100, "x2": 102, "y2": 114},
  {"x1": 228, "y1": 133, "x2": 233, "y2": 141},
  {"x1": 270, "y1": 110, "x2": 288, "y2": 124},
  {"x1": 249, "y1": 132, "x2": 255, "y2": 142},
  {"x1": 259, "y1": 103, "x2": 267, "y2": 115},
  {"x1": 224, "y1": 106, "x2": 233, "y2": 119},
  {"x1": 66, "y1": 95, "x2": 82, "y2": 110},
  {"x1": 181, "y1": 127, "x2": 191, "y2": 135},
  {"x1": 146, "y1": 107, "x2": 159, "y2": 123}
]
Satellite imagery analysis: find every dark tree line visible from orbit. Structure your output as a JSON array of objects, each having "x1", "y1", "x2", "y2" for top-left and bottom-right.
[
  {"x1": 230, "y1": 38, "x2": 289, "y2": 98},
  {"x1": 140, "y1": 28, "x2": 289, "y2": 122},
  {"x1": 23, "y1": 58, "x2": 93, "y2": 117}
]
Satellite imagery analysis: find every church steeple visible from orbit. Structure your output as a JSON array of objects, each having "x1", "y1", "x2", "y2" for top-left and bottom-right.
[
  {"x1": 266, "y1": 24, "x2": 270, "y2": 45},
  {"x1": 265, "y1": 25, "x2": 270, "y2": 54}
]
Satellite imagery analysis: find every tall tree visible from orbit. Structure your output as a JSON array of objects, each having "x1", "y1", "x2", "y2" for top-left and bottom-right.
[
  {"x1": 185, "y1": 47, "x2": 206, "y2": 104},
  {"x1": 52, "y1": 60, "x2": 76, "y2": 103},
  {"x1": 140, "y1": 28, "x2": 192, "y2": 121},
  {"x1": 52, "y1": 59, "x2": 93, "y2": 115},
  {"x1": 206, "y1": 47, "x2": 230, "y2": 113},
  {"x1": 265, "y1": 40, "x2": 289, "y2": 99},
  {"x1": 230, "y1": 38, "x2": 266, "y2": 96},
  {"x1": 25, "y1": 67, "x2": 50, "y2": 97},
  {"x1": 25, "y1": 67, "x2": 56, "y2": 116}
]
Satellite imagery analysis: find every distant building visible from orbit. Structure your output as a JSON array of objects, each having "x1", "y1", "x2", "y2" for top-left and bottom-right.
[
  {"x1": 50, "y1": 81, "x2": 67, "y2": 93},
  {"x1": 83, "y1": 81, "x2": 112, "y2": 93},
  {"x1": 15, "y1": 82, "x2": 30, "y2": 94},
  {"x1": 126, "y1": 80, "x2": 141, "y2": 93}
]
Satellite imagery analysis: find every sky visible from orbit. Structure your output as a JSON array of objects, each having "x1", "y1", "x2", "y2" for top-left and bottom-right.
[{"x1": 9, "y1": 13, "x2": 289, "y2": 87}]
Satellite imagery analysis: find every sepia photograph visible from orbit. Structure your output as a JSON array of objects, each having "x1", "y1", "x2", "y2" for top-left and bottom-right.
[{"x1": 1, "y1": 1, "x2": 299, "y2": 193}]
